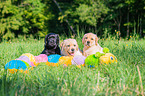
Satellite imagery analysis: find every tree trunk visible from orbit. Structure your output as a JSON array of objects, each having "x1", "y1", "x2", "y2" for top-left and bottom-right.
[
  {"x1": 134, "y1": 20, "x2": 136, "y2": 36},
  {"x1": 127, "y1": 7, "x2": 129, "y2": 39},
  {"x1": 139, "y1": 13, "x2": 143, "y2": 37},
  {"x1": 53, "y1": 0, "x2": 76, "y2": 36},
  {"x1": 118, "y1": 23, "x2": 121, "y2": 39}
]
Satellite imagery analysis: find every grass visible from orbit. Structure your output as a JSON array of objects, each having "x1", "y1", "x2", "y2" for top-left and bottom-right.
[{"x1": 0, "y1": 35, "x2": 145, "y2": 96}]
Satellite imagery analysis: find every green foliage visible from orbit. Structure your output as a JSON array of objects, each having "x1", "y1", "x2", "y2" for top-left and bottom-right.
[
  {"x1": 0, "y1": 0, "x2": 145, "y2": 42},
  {"x1": 0, "y1": 1, "x2": 22, "y2": 40},
  {"x1": 58, "y1": 0, "x2": 109, "y2": 28},
  {"x1": 0, "y1": 0, "x2": 48, "y2": 41},
  {"x1": 21, "y1": 0, "x2": 48, "y2": 37},
  {"x1": 75, "y1": 2, "x2": 108, "y2": 26}
]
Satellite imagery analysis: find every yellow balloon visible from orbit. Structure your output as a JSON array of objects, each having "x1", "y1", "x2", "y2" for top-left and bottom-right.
[
  {"x1": 58, "y1": 56, "x2": 73, "y2": 66},
  {"x1": 46, "y1": 62, "x2": 60, "y2": 67},
  {"x1": 99, "y1": 53, "x2": 117, "y2": 64},
  {"x1": 7, "y1": 69, "x2": 30, "y2": 74},
  {"x1": 46, "y1": 56, "x2": 73, "y2": 67}
]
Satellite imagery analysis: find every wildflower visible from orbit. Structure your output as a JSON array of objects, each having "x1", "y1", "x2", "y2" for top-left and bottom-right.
[{"x1": 126, "y1": 44, "x2": 128, "y2": 46}]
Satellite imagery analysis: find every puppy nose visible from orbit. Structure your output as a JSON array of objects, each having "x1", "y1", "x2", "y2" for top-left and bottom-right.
[
  {"x1": 71, "y1": 49, "x2": 74, "y2": 51},
  {"x1": 87, "y1": 41, "x2": 90, "y2": 44}
]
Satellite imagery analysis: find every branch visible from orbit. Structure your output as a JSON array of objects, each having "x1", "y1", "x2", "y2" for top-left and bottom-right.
[{"x1": 53, "y1": 0, "x2": 76, "y2": 36}]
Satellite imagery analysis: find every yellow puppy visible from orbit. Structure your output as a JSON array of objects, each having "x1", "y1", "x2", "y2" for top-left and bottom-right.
[
  {"x1": 82, "y1": 33, "x2": 103, "y2": 57},
  {"x1": 60, "y1": 39, "x2": 82, "y2": 56}
]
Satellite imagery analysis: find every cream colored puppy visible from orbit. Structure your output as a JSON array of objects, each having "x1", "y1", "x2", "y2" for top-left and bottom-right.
[
  {"x1": 82, "y1": 33, "x2": 103, "y2": 57},
  {"x1": 60, "y1": 39, "x2": 82, "y2": 56}
]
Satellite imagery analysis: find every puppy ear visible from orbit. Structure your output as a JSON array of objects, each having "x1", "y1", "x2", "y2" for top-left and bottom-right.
[
  {"x1": 56, "y1": 34, "x2": 59, "y2": 44},
  {"x1": 44, "y1": 34, "x2": 49, "y2": 46},
  {"x1": 95, "y1": 35, "x2": 99, "y2": 46},
  {"x1": 74, "y1": 39, "x2": 79, "y2": 51},
  {"x1": 60, "y1": 41, "x2": 64, "y2": 51},
  {"x1": 76, "y1": 44, "x2": 79, "y2": 51},
  {"x1": 82, "y1": 35, "x2": 85, "y2": 45}
]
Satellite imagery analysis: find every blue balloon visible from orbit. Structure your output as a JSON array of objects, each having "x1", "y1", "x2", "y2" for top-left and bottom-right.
[
  {"x1": 5, "y1": 60, "x2": 30, "y2": 70},
  {"x1": 47, "y1": 54, "x2": 61, "y2": 63}
]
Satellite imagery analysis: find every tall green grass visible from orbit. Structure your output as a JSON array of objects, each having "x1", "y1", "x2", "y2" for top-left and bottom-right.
[{"x1": 0, "y1": 35, "x2": 145, "y2": 95}]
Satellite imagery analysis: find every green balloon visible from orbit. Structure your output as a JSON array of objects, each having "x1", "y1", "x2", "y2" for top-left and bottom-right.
[
  {"x1": 85, "y1": 54, "x2": 99, "y2": 67},
  {"x1": 103, "y1": 47, "x2": 109, "y2": 53}
]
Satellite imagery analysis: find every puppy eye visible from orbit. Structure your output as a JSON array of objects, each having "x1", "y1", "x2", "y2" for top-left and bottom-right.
[
  {"x1": 74, "y1": 45, "x2": 76, "y2": 47},
  {"x1": 85, "y1": 37, "x2": 88, "y2": 39},
  {"x1": 67, "y1": 45, "x2": 70, "y2": 47},
  {"x1": 91, "y1": 38, "x2": 94, "y2": 40}
]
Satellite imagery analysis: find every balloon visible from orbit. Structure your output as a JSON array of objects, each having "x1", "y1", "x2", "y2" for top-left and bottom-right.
[
  {"x1": 58, "y1": 56, "x2": 73, "y2": 66},
  {"x1": 16, "y1": 56, "x2": 31, "y2": 66},
  {"x1": 5, "y1": 60, "x2": 30, "y2": 70},
  {"x1": 46, "y1": 54, "x2": 61, "y2": 66},
  {"x1": 46, "y1": 55, "x2": 73, "y2": 66},
  {"x1": 35, "y1": 54, "x2": 48, "y2": 63},
  {"x1": 71, "y1": 55, "x2": 86, "y2": 65},
  {"x1": 47, "y1": 54, "x2": 61, "y2": 63},
  {"x1": 21, "y1": 53, "x2": 37, "y2": 66}
]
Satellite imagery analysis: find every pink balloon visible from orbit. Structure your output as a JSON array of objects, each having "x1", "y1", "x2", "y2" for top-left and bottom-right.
[{"x1": 35, "y1": 54, "x2": 48, "y2": 63}]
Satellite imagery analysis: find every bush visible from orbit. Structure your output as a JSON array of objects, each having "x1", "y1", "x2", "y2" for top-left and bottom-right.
[{"x1": 0, "y1": 0, "x2": 48, "y2": 42}]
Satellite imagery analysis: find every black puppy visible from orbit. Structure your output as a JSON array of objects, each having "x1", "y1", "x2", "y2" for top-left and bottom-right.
[{"x1": 41, "y1": 33, "x2": 61, "y2": 56}]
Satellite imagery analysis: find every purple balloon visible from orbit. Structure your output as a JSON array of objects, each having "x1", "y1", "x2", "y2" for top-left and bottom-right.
[
  {"x1": 71, "y1": 55, "x2": 86, "y2": 65},
  {"x1": 16, "y1": 56, "x2": 31, "y2": 66}
]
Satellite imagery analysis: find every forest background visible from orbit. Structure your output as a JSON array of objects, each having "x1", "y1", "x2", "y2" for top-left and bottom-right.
[{"x1": 0, "y1": 0, "x2": 145, "y2": 42}]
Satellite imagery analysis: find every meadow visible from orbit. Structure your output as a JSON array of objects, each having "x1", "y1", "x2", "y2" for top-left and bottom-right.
[{"x1": 0, "y1": 35, "x2": 145, "y2": 96}]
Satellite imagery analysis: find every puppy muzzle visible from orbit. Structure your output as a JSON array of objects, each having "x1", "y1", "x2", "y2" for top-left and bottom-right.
[
  {"x1": 86, "y1": 41, "x2": 91, "y2": 46},
  {"x1": 67, "y1": 48, "x2": 75, "y2": 56}
]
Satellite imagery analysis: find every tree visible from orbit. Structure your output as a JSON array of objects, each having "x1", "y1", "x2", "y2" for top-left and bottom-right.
[
  {"x1": 57, "y1": 0, "x2": 109, "y2": 34},
  {"x1": 0, "y1": 0, "x2": 47, "y2": 41}
]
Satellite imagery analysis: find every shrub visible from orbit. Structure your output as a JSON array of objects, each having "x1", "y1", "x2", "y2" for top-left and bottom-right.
[{"x1": 0, "y1": 0, "x2": 48, "y2": 42}]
